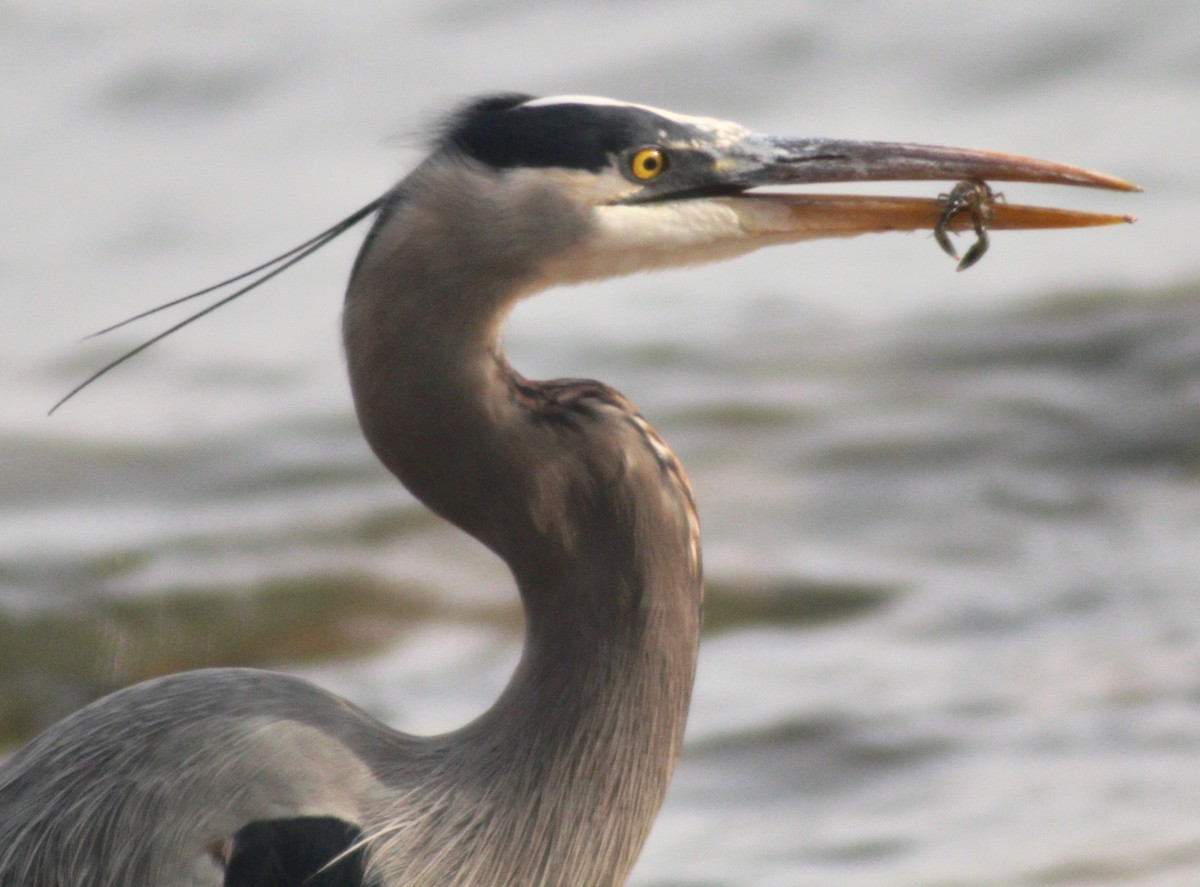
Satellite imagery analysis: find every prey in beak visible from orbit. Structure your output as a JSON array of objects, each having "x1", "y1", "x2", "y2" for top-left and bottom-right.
[{"x1": 935, "y1": 179, "x2": 1002, "y2": 272}]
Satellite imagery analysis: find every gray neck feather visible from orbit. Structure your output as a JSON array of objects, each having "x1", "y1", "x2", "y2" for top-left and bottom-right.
[{"x1": 342, "y1": 159, "x2": 703, "y2": 886}]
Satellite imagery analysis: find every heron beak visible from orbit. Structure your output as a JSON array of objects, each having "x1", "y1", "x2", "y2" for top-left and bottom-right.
[{"x1": 717, "y1": 134, "x2": 1138, "y2": 240}]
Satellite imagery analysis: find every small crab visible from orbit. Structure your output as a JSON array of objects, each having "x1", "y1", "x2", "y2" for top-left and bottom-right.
[{"x1": 934, "y1": 179, "x2": 1003, "y2": 271}]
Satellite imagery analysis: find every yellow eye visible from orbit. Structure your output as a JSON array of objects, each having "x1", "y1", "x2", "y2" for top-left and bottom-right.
[{"x1": 629, "y1": 147, "x2": 667, "y2": 181}]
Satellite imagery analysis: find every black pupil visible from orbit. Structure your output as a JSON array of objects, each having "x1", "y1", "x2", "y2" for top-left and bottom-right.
[{"x1": 643, "y1": 154, "x2": 659, "y2": 171}]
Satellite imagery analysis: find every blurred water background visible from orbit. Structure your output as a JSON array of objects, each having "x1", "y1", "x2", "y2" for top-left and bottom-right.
[{"x1": 2, "y1": 1, "x2": 1198, "y2": 884}]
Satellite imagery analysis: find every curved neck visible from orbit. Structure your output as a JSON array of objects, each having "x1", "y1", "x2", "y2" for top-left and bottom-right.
[{"x1": 342, "y1": 167, "x2": 702, "y2": 886}]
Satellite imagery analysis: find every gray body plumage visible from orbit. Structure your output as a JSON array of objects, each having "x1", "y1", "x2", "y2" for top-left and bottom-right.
[{"x1": 0, "y1": 670, "x2": 395, "y2": 884}]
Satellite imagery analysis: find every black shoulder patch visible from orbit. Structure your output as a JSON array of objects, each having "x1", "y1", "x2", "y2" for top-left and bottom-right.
[
  {"x1": 223, "y1": 816, "x2": 381, "y2": 887},
  {"x1": 440, "y1": 94, "x2": 695, "y2": 173}
]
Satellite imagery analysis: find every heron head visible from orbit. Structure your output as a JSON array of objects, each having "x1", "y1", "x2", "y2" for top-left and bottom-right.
[{"x1": 431, "y1": 93, "x2": 1136, "y2": 287}]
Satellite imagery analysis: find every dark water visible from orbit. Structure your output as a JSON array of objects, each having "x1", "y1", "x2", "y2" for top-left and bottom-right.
[{"x1": 2, "y1": 2, "x2": 1197, "y2": 884}]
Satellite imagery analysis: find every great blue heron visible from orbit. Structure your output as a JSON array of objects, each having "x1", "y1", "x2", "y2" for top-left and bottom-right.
[{"x1": 0, "y1": 94, "x2": 1135, "y2": 886}]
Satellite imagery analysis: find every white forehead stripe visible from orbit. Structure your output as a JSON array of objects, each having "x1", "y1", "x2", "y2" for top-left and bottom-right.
[{"x1": 519, "y1": 95, "x2": 751, "y2": 144}]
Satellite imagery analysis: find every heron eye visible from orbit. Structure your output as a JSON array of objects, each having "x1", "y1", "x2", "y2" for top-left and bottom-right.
[{"x1": 629, "y1": 147, "x2": 667, "y2": 181}]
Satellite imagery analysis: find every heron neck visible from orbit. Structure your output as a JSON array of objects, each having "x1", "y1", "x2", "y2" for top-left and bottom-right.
[{"x1": 343, "y1": 199, "x2": 702, "y2": 884}]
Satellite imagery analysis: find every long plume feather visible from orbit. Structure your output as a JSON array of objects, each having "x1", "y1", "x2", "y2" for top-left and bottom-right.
[{"x1": 49, "y1": 197, "x2": 385, "y2": 415}]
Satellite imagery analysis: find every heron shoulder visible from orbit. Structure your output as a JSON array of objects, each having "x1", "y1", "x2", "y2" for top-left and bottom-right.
[{"x1": 0, "y1": 669, "x2": 412, "y2": 886}]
